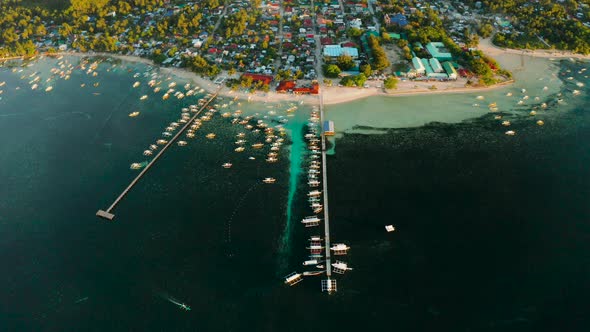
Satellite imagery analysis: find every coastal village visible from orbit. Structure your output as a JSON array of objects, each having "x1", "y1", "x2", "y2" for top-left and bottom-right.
[
  {"x1": 1, "y1": 0, "x2": 589, "y2": 96},
  {"x1": 0, "y1": 0, "x2": 589, "y2": 315}
]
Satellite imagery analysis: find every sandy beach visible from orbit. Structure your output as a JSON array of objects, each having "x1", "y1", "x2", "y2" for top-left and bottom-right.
[
  {"x1": 478, "y1": 38, "x2": 590, "y2": 60},
  {"x1": 19, "y1": 43, "x2": 582, "y2": 106}
]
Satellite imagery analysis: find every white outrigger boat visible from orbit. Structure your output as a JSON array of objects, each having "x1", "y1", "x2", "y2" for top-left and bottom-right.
[
  {"x1": 222, "y1": 163, "x2": 232, "y2": 169},
  {"x1": 308, "y1": 190, "x2": 322, "y2": 197},
  {"x1": 284, "y1": 272, "x2": 303, "y2": 286},
  {"x1": 303, "y1": 259, "x2": 319, "y2": 266},
  {"x1": 330, "y1": 243, "x2": 350, "y2": 255},
  {"x1": 332, "y1": 261, "x2": 353, "y2": 274},
  {"x1": 301, "y1": 216, "x2": 321, "y2": 227},
  {"x1": 130, "y1": 162, "x2": 143, "y2": 170},
  {"x1": 263, "y1": 177, "x2": 276, "y2": 184}
]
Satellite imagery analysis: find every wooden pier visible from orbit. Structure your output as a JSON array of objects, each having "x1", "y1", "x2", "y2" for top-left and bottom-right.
[
  {"x1": 318, "y1": 92, "x2": 335, "y2": 292},
  {"x1": 96, "y1": 90, "x2": 220, "y2": 220}
]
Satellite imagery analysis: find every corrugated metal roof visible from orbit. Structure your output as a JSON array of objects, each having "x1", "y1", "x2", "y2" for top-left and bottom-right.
[
  {"x1": 442, "y1": 62, "x2": 457, "y2": 77},
  {"x1": 426, "y1": 42, "x2": 452, "y2": 60},
  {"x1": 421, "y1": 58, "x2": 434, "y2": 74},
  {"x1": 412, "y1": 57, "x2": 425, "y2": 72},
  {"x1": 323, "y1": 45, "x2": 359, "y2": 58},
  {"x1": 429, "y1": 58, "x2": 443, "y2": 72}
]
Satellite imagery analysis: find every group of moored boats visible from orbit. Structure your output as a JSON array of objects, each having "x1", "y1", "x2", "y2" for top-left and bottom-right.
[
  {"x1": 284, "y1": 234, "x2": 353, "y2": 286},
  {"x1": 284, "y1": 106, "x2": 353, "y2": 289},
  {"x1": 133, "y1": 76, "x2": 204, "y2": 102},
  {"x1": 306, "y1": 107, "x2": 323, "y2": 213},
  {"x1": 131, "y1": 95, "x2": 218, "y2": 170},
  {"x1": 219, "y1": 106, "x2": 291, "y2": 184},
  {"x1": 482, "y1": 83, "x2": 571, "y2": 137}
]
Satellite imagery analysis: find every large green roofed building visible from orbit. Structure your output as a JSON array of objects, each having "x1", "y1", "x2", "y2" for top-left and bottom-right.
[
  {"x1": 442, "y1": 62, "x2": 457, "y2": 79},
  {"x1": 426, "y1": 42, "x2": 453, "y2": 61}
]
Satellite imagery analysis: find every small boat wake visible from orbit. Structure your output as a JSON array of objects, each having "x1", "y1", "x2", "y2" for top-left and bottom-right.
[{"x1": 156, "y1": 291, "x2": 191, "y2": 311}]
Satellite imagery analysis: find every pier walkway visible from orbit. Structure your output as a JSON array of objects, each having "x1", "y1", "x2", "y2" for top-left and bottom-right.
[
  {"x1": 96, "y1": 90, "x2": 220, "y2": 220},
  {"x1": 319, "y1": 93, "x2": 336, "y2": 292}
]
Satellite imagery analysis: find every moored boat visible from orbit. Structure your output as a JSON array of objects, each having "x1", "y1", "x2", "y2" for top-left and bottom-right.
[
  {"x1": 262, "y1": 177, "x2": 276, "y2": 183},
  {"x1": 284, "y1": 272, "x2": 303, "y2": 286}
]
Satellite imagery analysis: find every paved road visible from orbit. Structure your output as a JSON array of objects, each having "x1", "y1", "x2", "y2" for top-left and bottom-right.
[
  {"x1": 311, "y1": 0, "x2": 324, "y2": 84},
  {"x1": 211, "y1": 1, "x2": 230, "y2": 34},
  {"x1": 274, "y1": 0, "x2": 284, "y2": 75},
  {"x1": 367, "y1": 0, "x2": 380, "y2": 31}
]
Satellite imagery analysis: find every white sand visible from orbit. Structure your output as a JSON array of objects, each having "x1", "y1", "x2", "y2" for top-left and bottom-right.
[
  {"x1": 42, "y1": 47, "x2": 580, "y2": 106},
  {"x1": 478, "y1": 38, "x2": 590, "y2": 60}
]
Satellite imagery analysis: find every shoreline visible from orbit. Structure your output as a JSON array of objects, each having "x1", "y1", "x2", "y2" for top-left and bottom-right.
[
  {"x1": 478, "y1": 38, "x2": 590, "y2": 60},
  {"x1": 1, "y1": 50, "x2": 525, "y2": 105},
  {"x1": 92, "y1": 52, "x2": 516, "y2": 106}
]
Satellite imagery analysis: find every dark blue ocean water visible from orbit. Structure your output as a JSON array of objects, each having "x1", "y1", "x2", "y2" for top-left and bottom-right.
[{"x1": 0, "y1": 57, "x2": 589, "y2": 331}]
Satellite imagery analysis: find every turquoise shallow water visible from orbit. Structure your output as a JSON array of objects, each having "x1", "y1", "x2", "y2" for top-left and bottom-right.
[{"x1": 0, "y1": 56, "x2": 589, "y2": 331}]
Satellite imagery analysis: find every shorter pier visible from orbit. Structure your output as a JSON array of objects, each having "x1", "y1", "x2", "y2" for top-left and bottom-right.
[{"x1": 96, "y1": 90, "x2": 219, "y2": 220}]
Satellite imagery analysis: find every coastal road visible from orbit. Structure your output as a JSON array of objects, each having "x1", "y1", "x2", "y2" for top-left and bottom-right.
[
  {"x1": 311, "y1": 0, "x2": 325, "y2": 84},
  {"x1": 274, "y1": 0, "x2": 284, "y2": 76},
  {"x1": 367, "y1": 0, "x2": 380, "y2": 31},
  {"x1": 337, "y1": 0, "x2": 345, "y2": 14},
  {"x1": 211, "y1": 1, "x2": 231, "y2": 36}
]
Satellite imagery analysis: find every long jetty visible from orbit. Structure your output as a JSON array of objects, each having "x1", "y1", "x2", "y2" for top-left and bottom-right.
[
  {"x1": 319, "y1": 93, "x2": 334, "y2": 292},
  {"x1": 96, "y1": 90, "x2": 219, "y2": 220}
]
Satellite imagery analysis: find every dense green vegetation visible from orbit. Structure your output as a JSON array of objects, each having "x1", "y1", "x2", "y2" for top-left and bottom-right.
[
  {"x1": 383, "y1": 76, "x2": 398, "y2": 89},
  {"x1": 339, "y1": 73, "x2": 366, "y2": 87},
  {"x1": 367, "y1": 35, "x2": 390, "y2": 71},
  {"x1": 464, "y1": 0, "x2": 590, "y2": 54},
  {"x1": 0, "y1": 0, "x2": 252, "y2": 78},
  {"x1": 0, "y1": 1, "x2": 54, "y2": 57},
  {"x1": 322, "y1": 64, "x2": 341, "y2": 78}
]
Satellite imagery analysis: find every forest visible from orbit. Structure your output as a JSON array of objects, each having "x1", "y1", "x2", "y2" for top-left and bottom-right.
[{"x1": 463, "y1": 0, "x2": 590, "y2": 54}]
